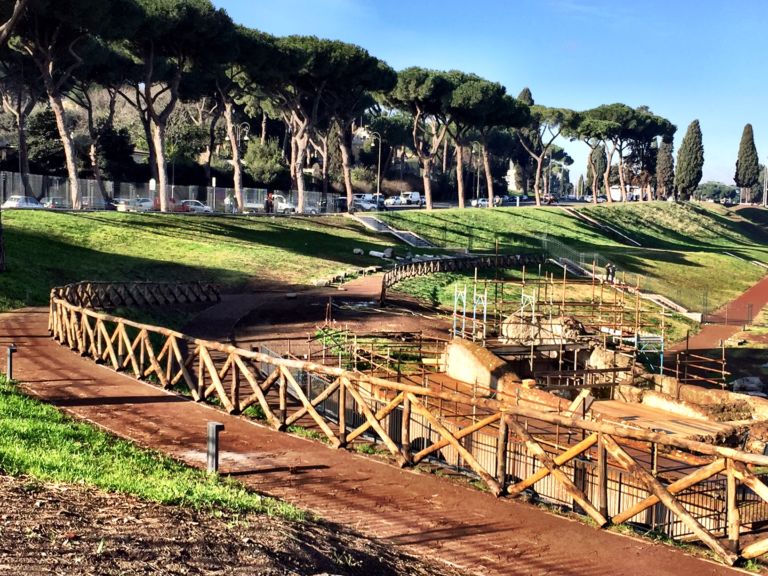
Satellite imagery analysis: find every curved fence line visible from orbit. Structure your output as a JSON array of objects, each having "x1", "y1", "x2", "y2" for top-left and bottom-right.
[
  {"x1": 50, "y1": 281, "x2": 220, "y2": 311},
  {"x1": 380, "y1": 253, "x2": 545, "y2": 302},
  {"x1": 44, "y1": 281, "x2": 768, "y2": 565}
]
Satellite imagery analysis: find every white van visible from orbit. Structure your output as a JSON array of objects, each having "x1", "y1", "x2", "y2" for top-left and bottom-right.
[{"x1": 399, "y1": 191, "x2": 424, "y2": 206}]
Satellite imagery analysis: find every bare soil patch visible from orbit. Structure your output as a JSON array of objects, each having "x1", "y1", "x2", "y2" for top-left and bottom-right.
[{"x1": 0, "y1": 474, "x2": 462, "y2": 576}]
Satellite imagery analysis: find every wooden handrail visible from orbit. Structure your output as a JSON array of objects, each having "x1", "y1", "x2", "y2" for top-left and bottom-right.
[{"x1": 46, "y1": 282, "x2": 768, "y2": 564}]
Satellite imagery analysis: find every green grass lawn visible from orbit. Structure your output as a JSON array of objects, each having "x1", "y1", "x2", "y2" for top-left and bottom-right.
[
  {"x1": 0, "y1": 376, "x2": 303, "y2": 519},
  {"x1": 0, "y1": 211, "x2": 398, "y2": 310},
  {"x1": 379, "y1": 202, "x2": 768, "y2": 313}
]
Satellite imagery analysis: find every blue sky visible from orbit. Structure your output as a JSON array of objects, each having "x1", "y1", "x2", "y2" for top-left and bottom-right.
[{"x1": 214, "y1": 0, "x2": 767, "y2": 184}]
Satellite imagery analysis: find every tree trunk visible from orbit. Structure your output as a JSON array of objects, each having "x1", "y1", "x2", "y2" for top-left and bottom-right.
[
  {"x1": 128, "y1": 85, "x2": 158, "y2": 182},
  {"x1": 151, "y1": 122, "x2": 169, "y2": 212},
  {"x1": 223, "y1": 99, "x2": 244, "y2": 213},
  {"x1": 293, "y1": 130, "x2": 309, "y2": 213},
  {"x1": 281, "y1": 121, "x2": 289, "y2": 159},
  {"x1": 3, "y1": 92, "x2": 34, "y2": 196},
  {"x1": 339, "y1": 133, "x2": 355, "y2": 212},
  {"x1": 18, "y1": 119, "x2": 31, "y2": 196},
  {"x1": 204, "y1": 106, "x2": 222, "y2": 184},
  {"x1": 47, "y1": 91, "x2": 80, "y2": 209},
  {"x1": 456, "y1": 143, "x2": 465, "y2": 209},
  {"x1": 289, "y1": 133, "x2": 297, "y2": 192},
  {"x1": 532, "y1": 156, "x2": 543, "y2": 206},
  {"x1": 383, "y1": 145, "x2": 394, "y2": 184},
  {"x1": 88, "y1": 142, "x2": 109, "y2": 201},
  {"x1": 0, "y1": 0, "x2": 28, "y2": 48},
  {"x1": 442, "y1": 137, "x2": 448, "y2": 173},
  {"x1": 261, "y1": 111, "x2": 267, "y2": 144},
  {"x1": 602, "y1": 144, "x2": 616, "y2": 204},
  {"x1": 481, "y1": 143, "x2": 494, "y2": 207},
  {"x1": 82, "y1": 99, "x2": 109, "y2": 202},
  {"x1": 422, "y1": 157, "x2": 433, "y2": 210},
  {"x1": 617, "y1": 151, "x2": 628, "y2": 202},
  {"x1": 142, "y1": 115, "x2": 158, "y2": 182},
  {"x1": 320, "y1": 137, "x2": 329, "y2": 196}
]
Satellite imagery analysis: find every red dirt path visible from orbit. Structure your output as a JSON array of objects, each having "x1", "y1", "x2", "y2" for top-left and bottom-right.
[
  {"x1": 670, "y1": 274, "x2": 768, "y2": 351},
  {"x1": 0, "y1": 308, "x2": 745, "y2": 576}
]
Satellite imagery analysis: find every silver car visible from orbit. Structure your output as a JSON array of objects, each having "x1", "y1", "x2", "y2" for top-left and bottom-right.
[
  {"x1": 1, "y1": 195, "x2": 43, "y2": 209},
  {"x1": 181, "y1": 199, "x2": 213, "y2": 213}
]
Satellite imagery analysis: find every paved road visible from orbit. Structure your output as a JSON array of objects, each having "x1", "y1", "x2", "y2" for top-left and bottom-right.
[{"x1": 0, "y1": 308, "x2": 744, "y2": 576}]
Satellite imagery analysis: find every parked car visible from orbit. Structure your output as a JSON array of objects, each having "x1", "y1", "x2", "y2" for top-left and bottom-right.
[
  {"x1": 542, "y1": 194, "x2": 558, "y2": 205},
  {"x1": 243, "y1": 193, "x2": 296, "y2": 214},
  {"x1": 113, "y1": 198, "x2": 133, "y2": 212},
  {"x1": 353, "y1": 195, "x2": 379, "y2": 212},
  {"x1": 2, "y1": 195, "x2": 43, "y2": 209},
  {"x1": 471, "y1": 198, "x2": 490, "y2": 208},
  {"x1": 180, "y1": 199, "x2": 213, "y2": 213},
  {"x1": 135, "y1": 197, "x2": 153, "y2": 212},
  {"x1": 318, "y1": 197, "x2": 348, "y2": 213},
  {"x1": 384, "y1": 196, "x2": 402, "y2": 207},
  {"x1": 399, "y1": 191, "x2": 424, "y2": 206},
  {"x1": 42, "y1": 197, "x2": 67, "y2": 209}
]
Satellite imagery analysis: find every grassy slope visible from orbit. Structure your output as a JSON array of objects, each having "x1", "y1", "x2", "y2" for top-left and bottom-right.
[
  {"x1": 0, "y1": 211, "x2": 397, "y2": 310},
  {"x1": 380, "y1": 202, "x2": 768, "y2": 312}
]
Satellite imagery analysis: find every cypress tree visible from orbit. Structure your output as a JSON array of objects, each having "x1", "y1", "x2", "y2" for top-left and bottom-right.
[
  {"x1": 675, "y1": 120, "x2": 704, "y2": 200},
  {"x1": 735, "y1": 123, "x2": 759, "y2": 203},
  {"x1": 517, "y1": 87, "x2": 534, "y2": 106},
  {"x1": 656, "y1": 141, "x2": 675, "y2": 199},
  {"x1": 586, "y1": 144, "x2": 606, "y2": 193},
  {"x1": 577, "y1": 174, "x2": 584, "y2": 198}
]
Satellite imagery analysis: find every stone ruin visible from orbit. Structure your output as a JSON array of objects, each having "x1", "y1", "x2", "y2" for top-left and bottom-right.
[{"x1": 500, "y1": 314, "x2": 586, "y2": 345}]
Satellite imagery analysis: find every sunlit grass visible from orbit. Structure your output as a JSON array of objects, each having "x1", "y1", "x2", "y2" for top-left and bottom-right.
[
  {"x1": 0, "y1": 375, "x2": 304, "y2": 520},
  {"x1": 380, "y1": 203, "x2": 768, "y2": 313},
  {"x1": 0, "y1": 210, "x2": 397, "y2": 310}
]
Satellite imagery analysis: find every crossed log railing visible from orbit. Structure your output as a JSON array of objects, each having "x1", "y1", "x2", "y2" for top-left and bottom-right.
[
  {"x1": 51, "y1": 281, "x2": 220, "y2": 310},
  {"x1": 380, "y1": 253, "x2": 545, "y2": 302},
  {"x1": 48, "y1": 286, "x2": 768, "y2": 565}
]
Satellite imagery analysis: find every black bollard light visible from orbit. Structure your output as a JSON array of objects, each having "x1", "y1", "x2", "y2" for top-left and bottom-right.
[
  {"x1": 207, "y1": 421, "x2": 225, "y2": 473},
  {"x1": 6, "y1": 344, "x2": 16, "y2": 380}
]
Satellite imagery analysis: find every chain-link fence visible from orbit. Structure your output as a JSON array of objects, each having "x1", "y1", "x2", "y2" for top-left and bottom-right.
[{"x1": 0, "y1": 171, "x2": 346, "y2": 214}]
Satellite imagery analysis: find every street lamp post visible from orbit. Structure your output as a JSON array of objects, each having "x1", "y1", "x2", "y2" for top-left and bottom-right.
[
  {"x1": 369, "y1": 130, "x2": 382, "y2": 197},
  {"x1": 235, "y1": 122, "x2": 250, "y2": 151}
]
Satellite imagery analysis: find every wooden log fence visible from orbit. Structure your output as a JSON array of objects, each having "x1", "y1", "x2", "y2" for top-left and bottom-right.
[
  {"x1": 50, "y1": 280, "x2": 220, "y2": 311},
  {"x1": 380, "y1": 253, "x2": 545, "y2": 303},
  {"x1": 47, "y1": 284, "x2": 768, "y2": 565}
]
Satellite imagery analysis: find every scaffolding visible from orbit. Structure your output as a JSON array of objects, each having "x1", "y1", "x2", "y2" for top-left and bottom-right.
[{"x1": 452, "y1": 271, "x2": 489, "y2": 343}]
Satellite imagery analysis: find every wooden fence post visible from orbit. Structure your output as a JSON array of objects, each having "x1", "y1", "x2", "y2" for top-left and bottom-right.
[
  {"x1": 727, "y1": 459, "x2": 740, "y2": 553},
  {"x1": 401, "y1": 394, "x2": 412, "y2": 464},
  {"x1": 117, "y1": 323, "x2": 125, "y2": 369},
  {"x1": 597, "y1": 432, "x2": 608, "y2": 519},
  {"x1": 496, "y1": 412, "x2": 509, "y2": 490},
  {"x1": 338, "y1": 378, "x2": 347, "y2": 447},
  {"x1": 278, "y1": 368, "x2": 287, "y2": 430}
]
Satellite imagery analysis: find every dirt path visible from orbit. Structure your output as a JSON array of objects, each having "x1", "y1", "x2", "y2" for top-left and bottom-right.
[
  {"x1": 183, "y1": 273, "x2": 387, "y2": 342},
  {"x1": 670, "y1": 274, "x2": 768, "y2": 351},
  {"x1": 0, "y1": 308, "x2": 745, "y2": 576}
]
